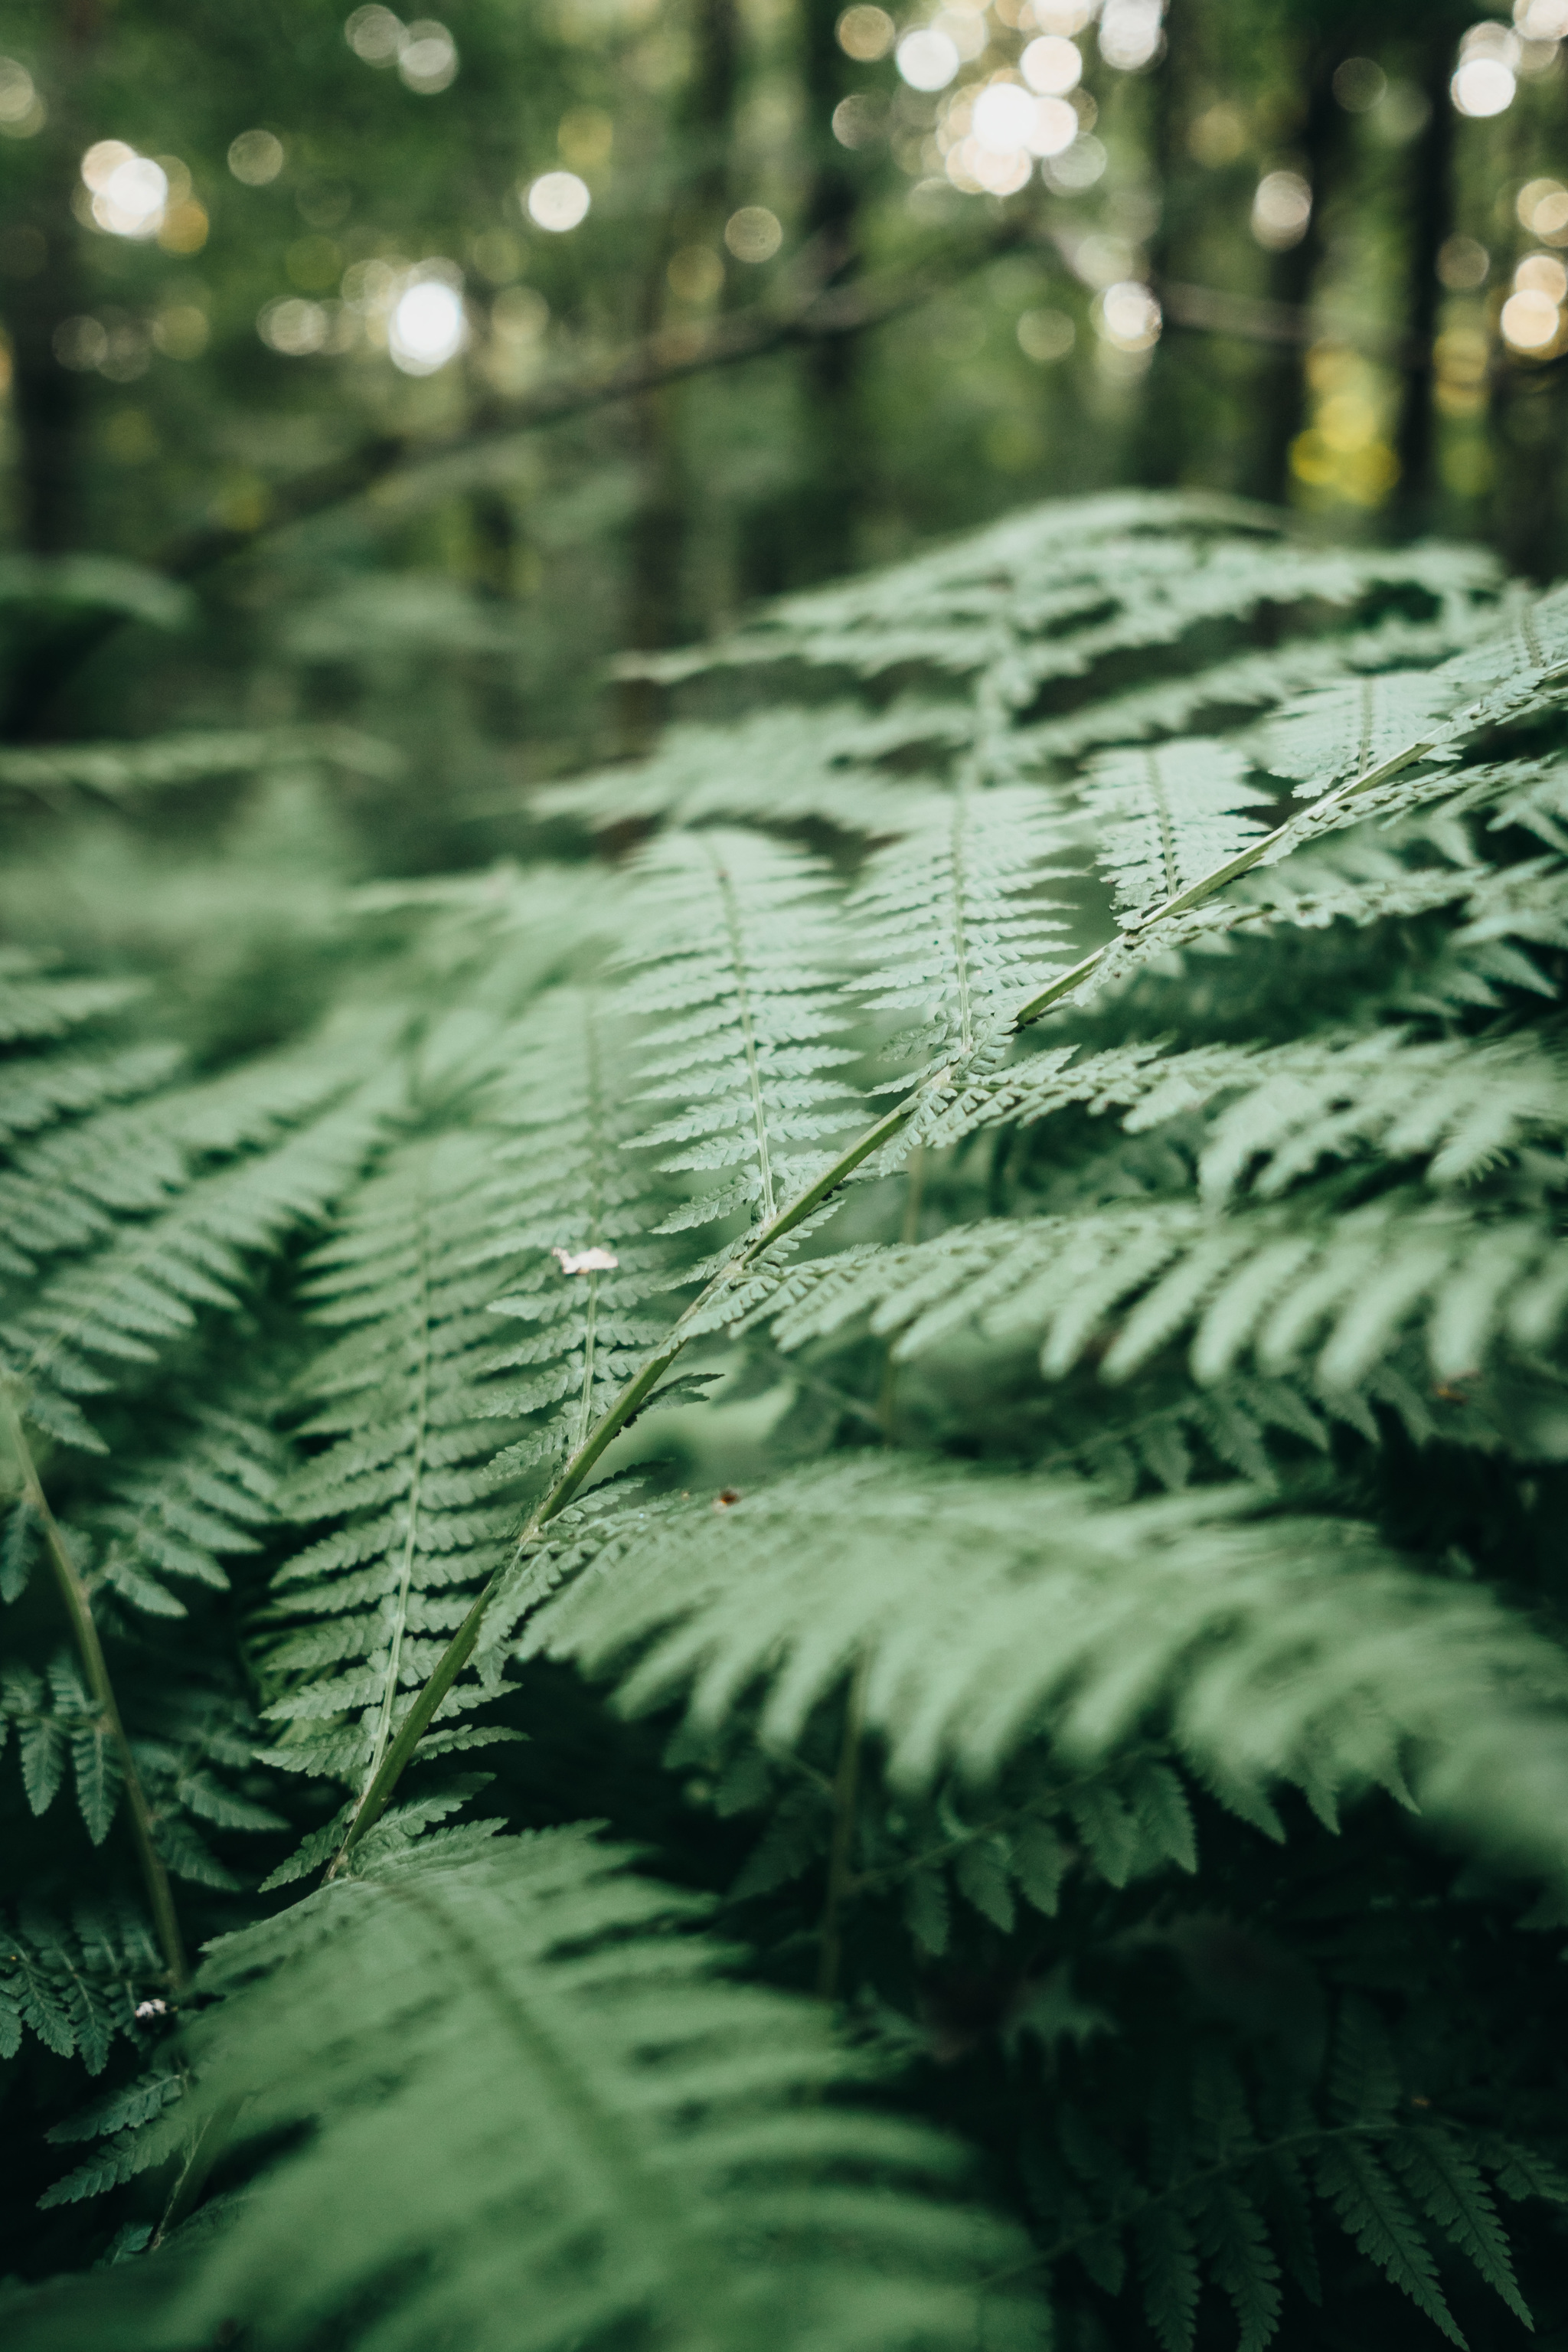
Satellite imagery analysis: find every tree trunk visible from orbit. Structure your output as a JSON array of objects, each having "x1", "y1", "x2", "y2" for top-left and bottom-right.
[{"x1": 1391, "y1": 34, "x2": 1456, "y2": 529}]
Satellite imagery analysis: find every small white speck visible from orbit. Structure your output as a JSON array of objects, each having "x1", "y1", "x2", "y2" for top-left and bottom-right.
[{"x1": 551, "y1": 1246, "x2": 619, "y2": 1275}]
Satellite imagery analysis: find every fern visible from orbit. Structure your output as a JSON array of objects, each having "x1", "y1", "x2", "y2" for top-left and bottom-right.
[
  {"x1": 521, "y1": 1459, "x2": 1568, "y2": 1855},
  {"x1": 1079, "y1": 740, "x2": 1275, "y2": 923},
  {"x1": 259, "y1": 1130, "x2": 532, "y2": 1821},
  {"x1": 617, "y1": 828, "x2": 864, "y2": 1229},
  {"x1": 14, "y1": 492, "x2": 1568, "y2": 2351},
  {"x1": 5, "y1": 1833, "x2": 1039, "y2": 2352}
]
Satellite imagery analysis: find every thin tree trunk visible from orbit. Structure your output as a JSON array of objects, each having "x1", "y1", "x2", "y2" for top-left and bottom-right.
[
  {"x1": 1392, "y1": 34, "x2": 1456, "y2": 528},
  {"x1": 619, "y1": 0, "x2": 738, "y2": 746},
  {"x1": 1250, "y1": 36, "x2": 1341, "y2": 506},
  {"x1": 1140, "y1": 0, "x2": 1194, "y2": 488},
  {"x1": 796, "y1": 0, "x2": 862, "y2": 582}
]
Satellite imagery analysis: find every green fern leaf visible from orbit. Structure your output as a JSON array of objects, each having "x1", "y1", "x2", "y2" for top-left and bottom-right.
[
  {"x1": 1387, "y1": 2125, "x2": 1532, "y2": 2327},
  {"x1": 1080, "y1": 740, "x2": 1274, "y2": 922},
  {"x1": 1314, "y1": 2138, "x2": 1461, "y2": 2343}
]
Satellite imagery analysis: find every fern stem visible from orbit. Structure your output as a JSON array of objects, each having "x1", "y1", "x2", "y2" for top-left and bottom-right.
[
  {"x1": 1011, "y1": 728, "x2": 1441, "y2": 1029},
  {"x1": 815, "y1": 1655, "x2": 869, "y2": 2002},
  {"x1": 0, "y1": 1390, "x2": 191, "y2": 1994}
]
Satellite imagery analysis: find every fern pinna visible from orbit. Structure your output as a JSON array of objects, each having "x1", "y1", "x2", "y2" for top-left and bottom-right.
[{"x1": 5, "y1": 493, "x2": 1568, "y2": 2352}]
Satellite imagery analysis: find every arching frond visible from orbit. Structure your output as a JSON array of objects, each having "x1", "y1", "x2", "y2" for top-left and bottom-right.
[
  {"x1": 763, "y1": 1192, "x2": 1565, "y2": 1396},
  {"x1": 528, "y1": 1459, "x2": 1568, "y2": 1871},
  {"x1": 0, "y1": 1901, "x2": 163, "y2": 2073},
  {"x1": 533, "y1": 706, "x2": 956, "y2": 836},
  {"x1": 474, "y1": 982, "x2": 690, "y2": 1488},
  {"x1": 8, "y1": 1832, "x2": 1040, "y2": 2352}
]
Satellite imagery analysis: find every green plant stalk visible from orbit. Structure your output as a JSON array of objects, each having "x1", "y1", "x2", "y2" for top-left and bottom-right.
[
  {"x1": 327, "y1": 716, "x2": 1460, "y2": 1875},
  {"x1": 0, "y1": 1390, "x2": 190, "y2": 1994}
]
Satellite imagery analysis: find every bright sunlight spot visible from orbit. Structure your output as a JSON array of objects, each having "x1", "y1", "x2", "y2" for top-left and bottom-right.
[
  {"x1": 1021, "y1": 35, "x2": 1083, "y2": 93},
  {"x1": 1094, "y1": 280, "x2": 1162, "y2": 351},
  {"x1": 390, "y1": 274, "x2": 466, "y2": 373},
  {"x1": 525, "y1": 172, "x2": 590, "y2": 232},
  {"x1": 1518, "y1": 177, "x2": 1568, "y2": 243},
  {"x1": 896, "y1": 28, "x2": 960, "y2": 91},
  {"x1": 1099, "y1": 0, "x2": 1165, "y2": 70},
  {"x1": 81, "y1": 143, "x2": 169, "y2": 238},
  {"x1": 228, "y1": 129, "x2": 284, "y2": 185}
]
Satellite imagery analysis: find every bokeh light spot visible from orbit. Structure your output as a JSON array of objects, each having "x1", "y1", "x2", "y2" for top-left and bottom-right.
[
  {"x1": 85, "y1": 152, "x2": 170, "y2": 240},
  {"x1": 896, "y1": 30, "x2": 959, "y2": 91},
  {"x1": 1332, "y1": 57, "x2": 1387, "y2": 112},
  {"x1": 1099, "y1": 0, "x2": 1165, "y2": 70},
  {"x1": 668, "y1": 244, "x2": 724, "y2": 302},
  {"x1": 1094, "y1": 280, "x2": 1162, "y2": 350},
  {"x1": 1516, "y1": 251, "x2": 1568, "y2": 299},
  {"x1": 526, "y1": 171, "x2": 590, "y2": 232},
  {"x1": 1017, "y1": 307, "x2": 1075, "y2": 362},
  {"x1": 0, "y1": 57, "x2": 44, "y2": 137},
  {"x1": 1437, "y1": 234, "x2": 1489, "y2": 289},
  {"x1": 1251, "y1": 169, "x2": 1312, "y2": 250},
  {"x1": 972, "y1": 83, "x2": 1038, "y2": 155},
  {"x1": 836, "y1": 5, "x2": 894, "y2": 61},
  {"x1": 390, "y1": 275, "x2": 466, "y2": 373},
  {"x1": 398, "y1": 21, "x2": 457, "y2": 93},
  {"x1": 1501, "y1": 286, "x2": 1561, "y2": 350},
  {"x1": 724, "y1": 206, "x2": 782, "y2": 263},
  {"x1": 259, "y1": 296, "x2": 328, "y2": 355},
  {"x1": 1518, "y1": 177, "x2": 1568, "y2": 243},
  {"x1": 1514, "y1": 0, "x2": 1568, "y2": 37},
  {"x1": 345, "y1": 6, "x2": 405, "y2": 64},
  {"x1": 1021, "y1": 35, "x2": 1083, "y2": 93},
  {"x1": 1452, "y1": 55, "x2": 1517, "y2": 113},
  {"x1": 229, "y1": 129, "x2": 284, "y2": 185}
]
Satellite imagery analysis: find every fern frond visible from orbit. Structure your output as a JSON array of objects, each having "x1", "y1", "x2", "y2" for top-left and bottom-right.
[
  {"x1": 618, "y1": 828, "x2": 863, "y2": 1229},
  {"x1": 13, "y1": 1833, "x2": 1040, "y2": 2352},
  {"x1": 472, "y1": 983, "x2": 688, "y2": 1489},
  {"x1": 90, "y1": 1406, "x2": 285, "y2": 1619},
  {"x1": 852, "y1": 785, "x2": 1074, "y2": 1067},
  {"x1": 0, "y1": 1900, "x2": 162, "y2": 2072},
  {"x1": 1260, "y1": 673, "x2": 1462, "y2": 798},
  {"x1": 763, "y1": 1190, "x2": 1566, "y2": 1398},
  {"x1": 1020, "y1": 616, "x2": 1475, "y2": 765},
  {"x1": 527, "y1": 1459, "x2": 1568, "y2": 1871},
  {"x1": 261, "y1": 1129, "x2": 531, "y2": 1805},
  {"x1": 0, "y1": 959, "x2": 148, "y2": 1044},
  {"x1": 1078, "y1": 740, "x2": 1275, "y2": 923},
  {"x1": 534, "y1": 706, "x2": 956, "y2": 835},
  {"x1": 6, "y1": 1069, "x2": 391, "y2": 1448},
  {"x1": 0, "y1": 725, "x2": 397, "y2": 801}
]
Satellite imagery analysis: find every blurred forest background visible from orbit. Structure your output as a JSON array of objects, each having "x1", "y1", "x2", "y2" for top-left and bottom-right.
[{"x1": 1, "y1": 0, "x2": 1566, "y2": 962}]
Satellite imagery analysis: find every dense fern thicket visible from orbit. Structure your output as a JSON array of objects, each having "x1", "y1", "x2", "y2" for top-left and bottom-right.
[{"x1": 6, "y1": 492, "x2": 1568, "y2": 2350}]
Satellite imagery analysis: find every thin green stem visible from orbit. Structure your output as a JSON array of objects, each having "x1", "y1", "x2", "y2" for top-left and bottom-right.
[
  {"x1": 325, "y1": 712, "x2": 1475, "y2": 1876},
  {"x1": 1, "y1": 1390, "x2": 190, "y2": 1994}
]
